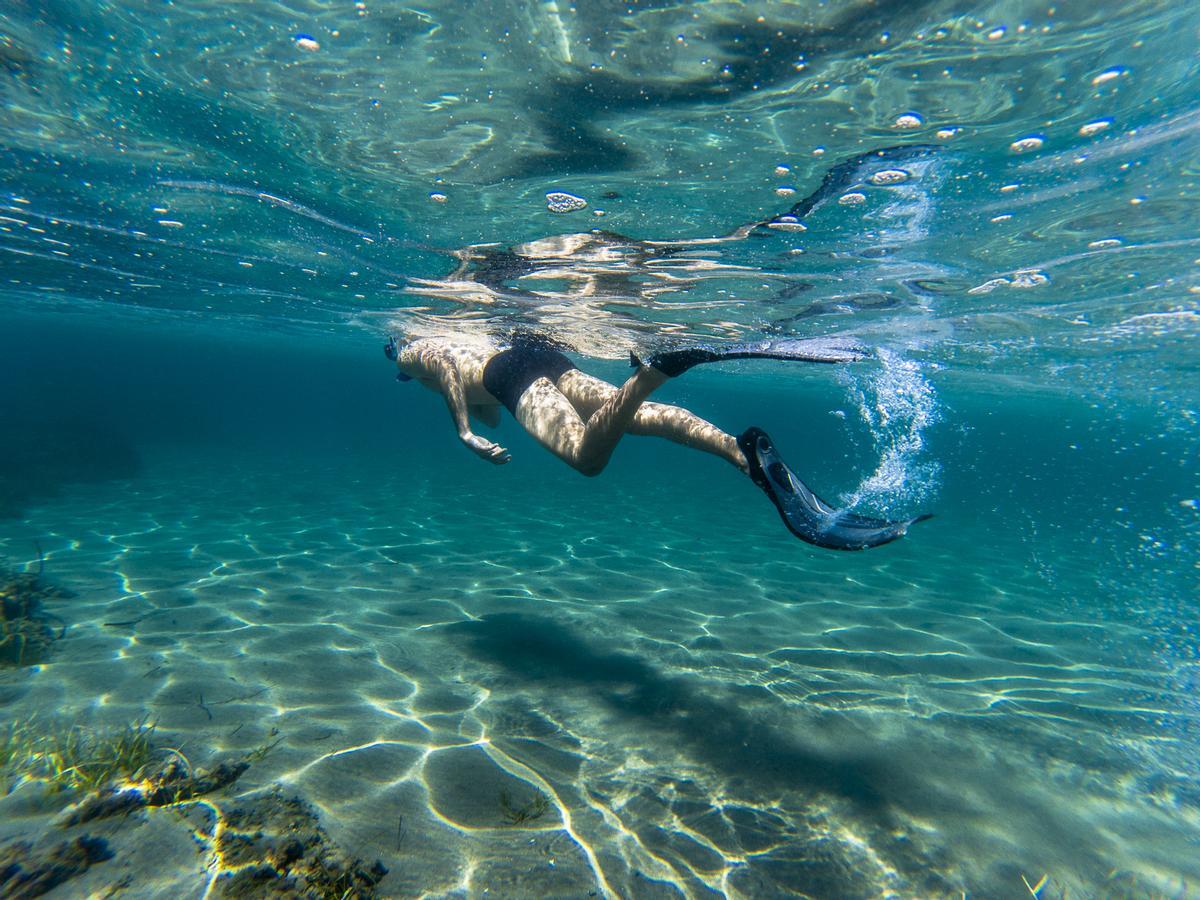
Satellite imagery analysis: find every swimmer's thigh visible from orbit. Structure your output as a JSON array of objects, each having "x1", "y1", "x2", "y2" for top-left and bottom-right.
[{"x1": 513, "y1": 378, "x2": 586, "y2": 463}]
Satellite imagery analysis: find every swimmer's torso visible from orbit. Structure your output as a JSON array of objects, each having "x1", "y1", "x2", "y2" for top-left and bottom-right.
[{"x1": 397, "y1": 335, "x2": 498, "y2": 407}]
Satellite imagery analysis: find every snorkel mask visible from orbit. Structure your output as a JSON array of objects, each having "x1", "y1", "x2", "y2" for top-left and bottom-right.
[{"x1": 384, "y1": 336, "x2": 412, "y2": 381}]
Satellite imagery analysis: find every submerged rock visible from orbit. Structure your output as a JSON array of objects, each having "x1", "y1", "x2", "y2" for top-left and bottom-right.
[
  {"x1": 56, "y1": 756, "x2": 249, "y2": 827},
  {"x1": 0, "y1": 835, "x2": 113, "y2": 898},
  {"x1": 0, "y1": 563, "x2": 65, "y2": 668},
  {"x1": 209, "y1": 789, "x2": 387, "y2": 898}
]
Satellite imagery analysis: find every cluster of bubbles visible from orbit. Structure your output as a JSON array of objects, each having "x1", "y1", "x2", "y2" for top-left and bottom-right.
[
  {"x1": 545, "y1": 191, "x2": 588, "y2": 213},
  {"x1": 887, "y1": 61, "x2": 1130, "y2": 157},
  {"x1": 837, "y1": 348, "x2": 942, "y2": 514}
]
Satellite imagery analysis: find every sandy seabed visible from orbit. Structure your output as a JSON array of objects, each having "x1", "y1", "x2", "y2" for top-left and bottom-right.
[{"x1": 0, "y1": 449, "x2": 1196, "y2": 898}]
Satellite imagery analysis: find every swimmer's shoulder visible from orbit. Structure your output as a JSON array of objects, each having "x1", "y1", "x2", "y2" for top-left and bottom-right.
[{"x1": 402, "y1": 334, "x2": 500, "y2": 373}]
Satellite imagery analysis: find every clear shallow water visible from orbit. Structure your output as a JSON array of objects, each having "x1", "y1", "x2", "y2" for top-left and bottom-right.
[{"x1": 1, "y1": 2, "x2": 1198, "y2": 897}]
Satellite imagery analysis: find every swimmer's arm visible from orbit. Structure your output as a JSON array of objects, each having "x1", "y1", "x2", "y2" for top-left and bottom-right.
[{"x1": 427, "y1": 351, "x2": 510, "y2": 465}]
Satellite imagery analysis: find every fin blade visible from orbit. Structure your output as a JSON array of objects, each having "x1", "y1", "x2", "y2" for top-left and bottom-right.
[
  {"x1": 646, "y1": 335, "x2": 867, "y2": 376},
  {"x1": 739, "y1": 427, "x2": 929, "y2": 551}
]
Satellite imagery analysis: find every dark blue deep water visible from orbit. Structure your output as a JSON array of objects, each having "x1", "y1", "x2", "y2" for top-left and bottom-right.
[{"x1": 1, "y1": 2, "x2": 1198, "y2": 896}]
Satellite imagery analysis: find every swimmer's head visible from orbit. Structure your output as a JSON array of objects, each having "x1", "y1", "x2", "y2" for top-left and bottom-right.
[{"x1": 385, "y1": 335, "x2": 414, "y2": 381}]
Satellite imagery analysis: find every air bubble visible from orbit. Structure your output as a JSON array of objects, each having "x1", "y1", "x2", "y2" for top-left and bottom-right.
[
  {"x1": 869, "y1": 169, "x2": 910, "y2": 186},
  {"x1": 1092, "y1": 67, "x2": 1127, "y2": 85},
  {"x1": 546, "y1": 191, "x2": 587, "y2": 213},
  {"x1": 987, "y1": 26, "x2": 1006, "y2": 40},
  {"x1": 967, "y1": 271, "x2": 1048, "y2": 293},
  {"x1": 1088, "y1": 238, "x2": 1122, "y2": 249},
  {"x1": 1079, "y1": 119, "x2": 1112, "y2": 137},
  {"x1": 774, "y1": 165, "x2": 791, "y2": 176},
  {"x1": 968, "y1": 278, "x2": 1009, "y2": 295},
  {"x1": 1011, "y1": 269, "x2": 1049, "y2": 287},
  {"x1": 294, "y1": 33, "x2": 320, "y2": 52},
  {"x1": 838, "y1": 192, "x2": 867, "y2": 205},
  {"x1": 1010, "y1": 135, "x2": 1044, "y2": 153},
  {"x1": 429, "y1": 192, "x2": 447, "y2": 203},
  {"x1": 775, "y1": 186, "x2": 796, "y2": 197},
  {"x1": 893, "y1": 113, "x2": 923, "y2": 130},
  {"x1": 936, "y1": 127, "x2": 959, "y2": 140},
  {"x1": 767, "y1": 217, "x2": 806, "y2": 232}
]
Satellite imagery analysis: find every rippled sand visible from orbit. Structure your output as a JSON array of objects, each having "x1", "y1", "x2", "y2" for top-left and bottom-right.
[{"x1": 0, "y1": 449, "x2": 1195, "y2": 898}]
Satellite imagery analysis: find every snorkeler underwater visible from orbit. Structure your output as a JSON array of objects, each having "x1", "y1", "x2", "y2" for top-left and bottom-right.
[
  {"x1": 378, "y1": 144, "x2": 940, "y2": 551},
  {"x1": 1, "y1": 1, "x2": 1197, "y2": 897}
]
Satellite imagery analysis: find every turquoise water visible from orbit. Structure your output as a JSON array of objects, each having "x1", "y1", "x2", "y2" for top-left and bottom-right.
[{"x1": 2, "y1": 2, "x2": 1198, "y2": 897}]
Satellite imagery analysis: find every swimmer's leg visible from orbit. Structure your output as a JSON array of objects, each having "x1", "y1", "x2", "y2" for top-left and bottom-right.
[
  {"x1": 557, "y1": 370, "x2": 745, "y2": 471},
  {"x1": 514, "y1": 365, "x2": 668, "y2": 476}
]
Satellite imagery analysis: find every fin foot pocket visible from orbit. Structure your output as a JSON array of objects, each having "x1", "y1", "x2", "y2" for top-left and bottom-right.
[{"x1": 737, "y1": 427, "x2": 928, "y2": 551}]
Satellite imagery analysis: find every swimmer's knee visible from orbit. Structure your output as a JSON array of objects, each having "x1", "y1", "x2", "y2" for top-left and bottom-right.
[{"x1": 574, "y1": 457, "x2": 607, "y2": 477}]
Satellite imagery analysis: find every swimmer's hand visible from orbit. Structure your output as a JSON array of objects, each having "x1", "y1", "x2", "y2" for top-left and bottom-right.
[{"x1": 461, "y1": 432, "x2": 511, "y2": 465}]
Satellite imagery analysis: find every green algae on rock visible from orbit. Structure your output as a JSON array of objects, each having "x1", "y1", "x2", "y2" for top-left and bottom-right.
[{"x1": 0, "y1": 559, "x2": 66, "y2": 668}]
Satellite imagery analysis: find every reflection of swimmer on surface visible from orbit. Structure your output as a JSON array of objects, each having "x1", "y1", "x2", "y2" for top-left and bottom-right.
[
  {"x1": 400, "y1": 144, "x2": 943, "y2": 357},
  {"x1": 385, "y1": 330, "x2": 929, "y2": 550}
]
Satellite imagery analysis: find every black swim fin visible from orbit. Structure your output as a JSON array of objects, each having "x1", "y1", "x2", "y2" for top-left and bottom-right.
[
  {"x1": 633, "y1": 336, "x2": 868, "y2": 377},
  {"x1": 737, "y1": 427, "x2": 930, "y2": 551}
]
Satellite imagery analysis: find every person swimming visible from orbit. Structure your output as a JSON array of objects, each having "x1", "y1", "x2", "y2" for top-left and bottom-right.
[{"x1": 385, "y1": 330, "x2": 928, "y2": 550}]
